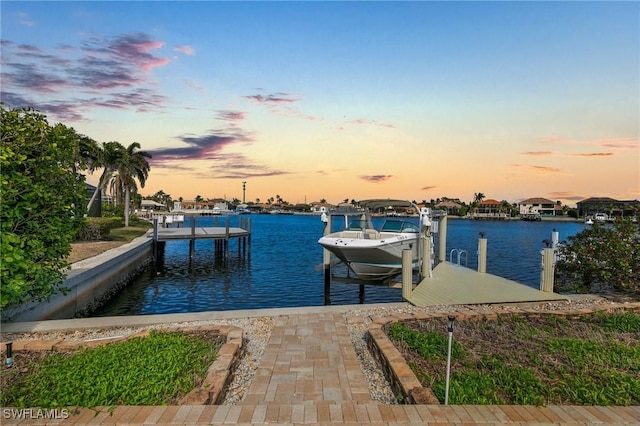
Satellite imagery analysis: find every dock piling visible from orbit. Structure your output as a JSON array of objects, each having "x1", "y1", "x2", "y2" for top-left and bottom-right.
[
  {"x1": 478, "y1": 234, "x2": 487, "y2": 273},
  {"x1": 402, "y1": 249, "x2": 413, "y2": 300}
]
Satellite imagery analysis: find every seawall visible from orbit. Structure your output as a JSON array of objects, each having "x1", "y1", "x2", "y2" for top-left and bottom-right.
[{"x1": 5, "y1": 234, "x2": 153, "y2": 322}]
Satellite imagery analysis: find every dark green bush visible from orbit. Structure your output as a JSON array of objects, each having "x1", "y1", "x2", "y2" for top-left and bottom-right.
[
  {"x1": 555, "y1": 219, "x2": 639, "y2": 295},
  {"x1": 75, "y1": 217, "x2": 123, "y2": 241}
]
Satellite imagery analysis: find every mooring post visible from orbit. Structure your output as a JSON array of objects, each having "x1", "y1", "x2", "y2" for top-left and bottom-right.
[
  {"x1": 402, "y1": 249, "x2": 413, "y2": 301},
  {"x1": 153, "y1": 218, "x2": 159, "y2": 260},
  {"x1": 438, "y1": 215, "x2": 448, "y2": 265},
  {"x1": 540, "y1": 247, "x2": 555, "y2": 292},
  {"x1": 477, "y1": 233, "x2": 487, "y2": 273},
  {"x1": 322, "y1": 211, "x2": 331, "y2": 267},
  {"x1": 190, "y1": 217, "x2": 195, "y2": 259}
]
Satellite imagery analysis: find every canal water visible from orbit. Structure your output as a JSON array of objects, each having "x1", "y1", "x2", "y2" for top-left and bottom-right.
[{"x1": 91, "y1": 214, "x2": 586, "y2": 317}]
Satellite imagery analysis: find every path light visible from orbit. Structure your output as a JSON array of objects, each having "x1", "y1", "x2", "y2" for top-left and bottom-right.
[
  {"x1": 479, "y1": 232, "x2": 486, "y2": 238},
  {"x1": 5, "y1": 342, "x2": 13, "y2": 368},
  {"x1": 542, "y1": 239, "x2": 552, "y2": 248},
  {"x1": 445, "y1": 315, "x2": 455, "y2": 405}
]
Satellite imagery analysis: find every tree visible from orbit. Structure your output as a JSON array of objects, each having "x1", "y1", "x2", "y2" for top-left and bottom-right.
[
  {"x1": 555, "y1": 219, "x2": 639, "y2": 295},
  {"x1": 110, "y1": 142, "x2": 151, "y2": 227},
  {"x1": 1, "y1": 106, "x2": 90, "y2": 312},
  {"x1": 474, "y1": 192, "x2": 485, "y2": 203},
  {"x1": 86, "y1": 141, "x2": 125, "y2": 213}
]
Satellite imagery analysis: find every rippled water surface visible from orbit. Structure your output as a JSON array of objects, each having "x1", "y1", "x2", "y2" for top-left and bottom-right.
[{"x1": 92, "y1": 215, "x2": 585, "y2": 317}]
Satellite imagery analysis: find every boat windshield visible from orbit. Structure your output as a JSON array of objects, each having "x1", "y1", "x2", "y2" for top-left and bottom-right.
[
  {"x1": 380, "y1": 219, "x2": 419, "y2": 233},
  {"x1": 347, "y1": 219, "x2": 367, "y2": 230}
]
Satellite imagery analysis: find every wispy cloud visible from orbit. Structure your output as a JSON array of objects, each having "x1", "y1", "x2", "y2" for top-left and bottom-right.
[
  {"x1": 216, "y1": 110, "x2": 246, "y2": 122},
  {"x1": 421, "y1": 185, "x2": 436, "y2": 191},
  {"x1": 521, "y1": 151, "x2": 552, "y2": 156},
  {"x1": 17, "y1": 12, "x2": 35, "y2": 27},
  {"x1": 174, "y1": 45, "x2": 195, "y2": 55},
  {"x1": 243, "y1": 92, "x2": 300, "y2": 104},
  {"x1": 149, "y1": 128, "x2": 253, "y2": 163},
  {"x1": 344, "y1": 118, "x2": 395, "y2": 129},
  {"x1": 572, "y1": 152, "x2": 615, "y2": 157},
  {"x1": 1, "y1": 33, "x2": 171, "y2": 120},
  {"x1": 149, "y1": 127, "x2": 291, "y2": 179},
  {"x1": 548, "y1": 191, "x2": 585, "y2": 201},
  {"x1": 595, "y1": 137, "x2": 639, "y2": 150},
  {"x1": 360, "y1": 175, "x2": 393, "y2": 182},
  {"x1": 512, "y1": 164, "x2": 562, "y2": 175}
]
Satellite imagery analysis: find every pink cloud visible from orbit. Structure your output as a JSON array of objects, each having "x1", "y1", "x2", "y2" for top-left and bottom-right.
[
  {"x1": 174, "y1": 45, "x2": 195, "y2": 55},
  {"x1": 345, "y1": 119, "x2": 395, "y2": 129},
  {"x1": 512, "y1": 164, "x2": 562, "y2": 175}
]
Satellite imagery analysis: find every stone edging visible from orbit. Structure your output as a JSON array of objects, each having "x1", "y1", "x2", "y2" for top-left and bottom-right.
[
  {"x1": 1, "y1": 325, "x2": 244, "y2": 405},
  {"x1": 366, "y1": 301, "x2": 640, "y2": 405}
]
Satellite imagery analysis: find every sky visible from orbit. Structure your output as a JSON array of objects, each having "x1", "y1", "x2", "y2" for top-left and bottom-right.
[{"x1": 2, "y1": 1, "x2": 639, "y2": 207}]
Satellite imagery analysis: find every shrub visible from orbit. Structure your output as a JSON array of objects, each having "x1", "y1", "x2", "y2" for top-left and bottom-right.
[
  {"x1": 555, "y1": 219, "x2": 639, "y2": 294},
  {"x1": 75, "y1": 217, "x2": 123, "y2": 241},
  {"x1": 1, "y1": 107, "x2": 92, "y2": 312}
]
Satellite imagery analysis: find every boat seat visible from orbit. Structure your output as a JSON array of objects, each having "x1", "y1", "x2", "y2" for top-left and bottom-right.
[{"x1": 362, "y1": 230, "x2": 379, "y2": 239}]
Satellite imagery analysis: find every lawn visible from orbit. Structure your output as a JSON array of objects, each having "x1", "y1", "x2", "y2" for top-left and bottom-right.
[
  {"x1": 386, "y1": 309, "x2": 640, "y2": 406},
  {"x1": 0, "y1": 330, "x2": 224, "y2": 408}
]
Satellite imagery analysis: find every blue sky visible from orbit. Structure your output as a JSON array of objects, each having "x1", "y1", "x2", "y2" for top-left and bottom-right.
[{"x1": 2, "y1": 1, "x2": 638, "y2": 205}]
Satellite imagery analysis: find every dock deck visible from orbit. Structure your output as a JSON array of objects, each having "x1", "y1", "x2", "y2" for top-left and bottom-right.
[
  {"x1": 407, "y1": 261, "x2": 567, "y2": 306},
  {"x1": 154, "y1": 226, "x2": 249, "y2": 241}
]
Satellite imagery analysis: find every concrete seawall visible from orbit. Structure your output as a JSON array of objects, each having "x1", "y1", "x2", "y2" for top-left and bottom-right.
[{"x1": 5, "y1": 234, "x2": 153, "y2": 322}]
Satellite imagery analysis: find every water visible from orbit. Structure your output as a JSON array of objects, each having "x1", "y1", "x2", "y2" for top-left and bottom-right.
[{"x1": 91, "y1": 215, "x2": 586, "y2": 317}]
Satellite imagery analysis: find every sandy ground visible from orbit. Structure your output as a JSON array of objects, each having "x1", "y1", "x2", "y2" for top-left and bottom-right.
[{"x1": 67, "y1": 241, "x2": 128, "y2": 264}]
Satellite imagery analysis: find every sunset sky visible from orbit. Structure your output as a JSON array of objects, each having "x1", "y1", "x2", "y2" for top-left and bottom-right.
[{"x1": 2, "y1": 1, "x2": 638, "y2": 206}]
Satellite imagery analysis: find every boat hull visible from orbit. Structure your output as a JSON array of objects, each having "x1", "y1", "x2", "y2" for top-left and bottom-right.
[{"x1": 318, "y1": 233, "x2": 419, "y2": 280}]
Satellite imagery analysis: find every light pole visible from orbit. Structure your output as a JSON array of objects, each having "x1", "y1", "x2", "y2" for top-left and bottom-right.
[
  {"x1": 242, "y1": 181, "x2": 246, "y2": 204},
  {"x1": 444, "y1": 315, "x2": 456, "y2": 405}
]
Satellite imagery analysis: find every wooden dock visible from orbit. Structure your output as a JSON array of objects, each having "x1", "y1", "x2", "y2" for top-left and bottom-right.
[
  {"x1": 407, "y1": 261, "x2": 567, "y2": 306},
  {"x1": 152, "y1": 217, "x2": 251, "y2": 259}
]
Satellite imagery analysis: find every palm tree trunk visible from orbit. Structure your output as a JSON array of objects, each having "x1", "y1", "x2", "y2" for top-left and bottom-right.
[{"x1": 124, "y1": 187, "x2": 130, "y2": 227}]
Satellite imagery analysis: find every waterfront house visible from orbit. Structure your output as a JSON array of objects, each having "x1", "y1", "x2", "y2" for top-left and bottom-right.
[
  {"x1": 577, "y1": 197, "x2": 640, "y2": 219},
  {"x1": 472, "y1": 199, "x2": 509, "y2": 220},
  {"x1": 518, "y1": 197, "x2": 559, "y2": 217},
  {"x1": 435, "y1": 200, "x2": 463, "y2": 215}
]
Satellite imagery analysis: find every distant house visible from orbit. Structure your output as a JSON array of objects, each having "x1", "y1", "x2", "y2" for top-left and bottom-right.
[
  {"x1": 577, "y1": 197, "x2": 639, "y2": 219},
  {"x1": 435, "y1": 200, "x2": 462, "y2": 215},
  {"x1": 472, "y1": 199, "x2": 508, "y2": 220},
  {"x1": 518, "y1": 197, "x2": 559, "y2": 217},
  {"x1": 141, "y1": 199, "x2": 167, "y2": 210}
]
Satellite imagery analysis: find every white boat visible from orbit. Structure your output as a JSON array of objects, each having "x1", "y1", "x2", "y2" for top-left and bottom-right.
[
  {"x1": 584, "y1": 217, "x2": 594, "y2": 225},
  {"x1": 318, "y1": 199, "x2": 435, "y2": 280}
]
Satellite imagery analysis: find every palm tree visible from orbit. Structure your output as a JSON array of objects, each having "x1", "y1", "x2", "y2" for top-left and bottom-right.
[
  {"x1": 86, "y1": 141, "x2": 125, "y2": 213},
  {"x1": 110, "y1": 142, "x2": 151, "y2": 227}
]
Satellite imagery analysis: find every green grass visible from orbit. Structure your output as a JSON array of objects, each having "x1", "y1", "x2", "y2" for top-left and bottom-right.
[
  {"x1": 0, "y1": 330, "x2": 223, "y2": 408},
  {"x1": 387, "y1": 310, "x2": 640, "y2": 406},
  {"x1": 107, "y1": 224, "x2": 152, "y2": 242}
]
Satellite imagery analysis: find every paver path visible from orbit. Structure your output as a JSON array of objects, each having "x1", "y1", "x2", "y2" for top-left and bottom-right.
[{"x1": 240, "y1": 312, "x2": 372, "y2": 405}]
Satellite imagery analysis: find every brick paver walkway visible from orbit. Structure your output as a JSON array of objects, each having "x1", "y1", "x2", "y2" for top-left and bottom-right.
[
  {"x1": 240, "y1": 312, "x2": 371, "y2": 406},
  {"x1": 3, "y1": 310, "x2": 640, "y2": 425}
]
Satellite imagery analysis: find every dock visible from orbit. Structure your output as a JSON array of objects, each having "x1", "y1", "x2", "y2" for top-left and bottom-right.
[
  {"x1": 152, "y1": 217, "x2": 251, "y2": 259},
  {"x1": 406, "y1": 261, "x2": 567, "y2": 306}
]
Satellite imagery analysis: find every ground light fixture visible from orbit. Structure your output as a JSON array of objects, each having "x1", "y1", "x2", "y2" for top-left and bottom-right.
[
  {"x1": 445, "y1": 315, "x2": 455, "y2": 405},
  {"x1": 5, "y1": 342, "x2": 13, "y2": 368}
]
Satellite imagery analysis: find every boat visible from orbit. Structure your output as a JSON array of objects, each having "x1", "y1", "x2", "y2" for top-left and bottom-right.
[
  {"x1": 584, "y1": 217, "x2": 594, "y2": 225},
  {"x1": 521, "y1": 213, "x2": 542, "y2": 221},
  {"x1": 317, "y1": 199, "x2": 436, "y2": 280}
]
